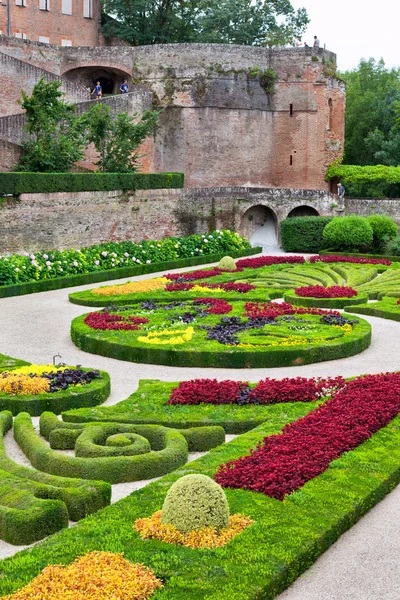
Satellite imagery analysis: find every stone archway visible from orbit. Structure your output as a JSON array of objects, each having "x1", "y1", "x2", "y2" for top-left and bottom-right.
[
  {"x1": 241, "y1": 205, "x2": 279, "y2": 251},
  {"x1": 63, "y1": 66, "x2": 132, "y2": 96},
  {"x1": 287, "y1": 205, "x2": 320, "y2": 218}
]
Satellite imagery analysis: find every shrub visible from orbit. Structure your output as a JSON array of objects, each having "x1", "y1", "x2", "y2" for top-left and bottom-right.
[
  {"x1": 218, "y1": 256, "x2": 237, "y2": 271},
  {"x1": 386, "y1": 236, "x2": 400, "y2": 256},
  {"x1": 322, "y1": 216, "x2": 374, "y2": 251},
  {"x1": 280, "y1": 217, "x2": 333, "y2": 253},
  {"x1": 366, "y1": 214, "x2": 398, "y2": 251},
  {"x1": 161, "y1": 474, "x2": 230, "y2": 533}
]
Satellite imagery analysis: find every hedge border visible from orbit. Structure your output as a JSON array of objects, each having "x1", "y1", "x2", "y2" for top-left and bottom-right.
[
  {"x1": 0, "y1": 411, "x2": 111, "y2": 545},
  {"x1": 71, "y1": 312, "x2": 372, "y2": 369},
  {"x1": 0, "y1": 369, "x2": 111, "y2": 416},
  {"x1": 1, "y1": 405, "x2": 400, "y2": 598},
  {"x1": 0, "y1": 172, "x2": 184, "y2": 196},
  {"x1": 283, "y1": 291, "x2": 369, "y2": 309},
  {"x1": 345, "y1": 299, "x2": 400, "y2": 323},
  {"x1": 63, "y1": 379, "x2": 320, "y2": 435},
  {"x1": 0, "y1": 248, "x2": 261, "y2": 300}
]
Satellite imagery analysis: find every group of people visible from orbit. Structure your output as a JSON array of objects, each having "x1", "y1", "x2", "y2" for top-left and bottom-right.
[
  {"x1": 91, "y1": 79, "x2": 129, "y2": 100},
  {"x1": 296, "y1": 35, "x2": 320, "y2": 49}
]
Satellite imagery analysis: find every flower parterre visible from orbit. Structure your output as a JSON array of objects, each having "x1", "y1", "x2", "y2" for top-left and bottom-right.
[
  {"x1": 294, "y1": 285, "x2": 359, "y2": 298},
  {"x1": 0, "y1": 367, "x2": 100, "y2": 396},
  {"x1": 215, "y1": 372, "x2": 400, "y2": 500},
  {"x1": 0, "y1": 551, "x2": 162, "y2": 600}
]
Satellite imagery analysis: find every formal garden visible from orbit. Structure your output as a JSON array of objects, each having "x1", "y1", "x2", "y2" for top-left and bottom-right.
[{"x1": 1, "y1": 211, "x2": 400, "y2": 599}]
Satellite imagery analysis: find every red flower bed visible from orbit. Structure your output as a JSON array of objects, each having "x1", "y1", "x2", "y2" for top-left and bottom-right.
[
  {"x1": 295, "y1": 285, "x2": 358, "y2": 298},
  {"x1": 243, "y1": 302, "x2": 340, "y2": 320},
  {"x1": 168, "y1": 376, "x2": 345, "y2": 406},
  {"x1": 84, "y1": 312, "x2": 149, "y2": 331},
  {"x1": 165, "y1": 268, "x2": 225, "y2": 281},
  {"x1": 215, "y1": 372, "x2": 400, "y2": 500},
  {"x1": 236, "y1": 256, "x2": 305, "y2": 269},
  {"x1": 193, "y1": 298, "x2": 233, "y2": 314},
  {"x1": 165, "y1": 282, "x2": 256, "y2": 293},
  {"x1": 310, "y1": 255, "x2": 391, "y2": 266}
]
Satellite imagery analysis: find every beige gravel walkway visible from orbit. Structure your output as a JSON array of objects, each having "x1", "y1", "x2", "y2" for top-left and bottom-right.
[{"x1": 0, "y1": 261, "x2": 399, "y2": 598}]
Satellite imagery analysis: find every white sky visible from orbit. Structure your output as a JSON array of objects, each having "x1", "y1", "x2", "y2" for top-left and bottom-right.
[{"x1": 291, "y1": 0, "x2": 400, "y2": 72}]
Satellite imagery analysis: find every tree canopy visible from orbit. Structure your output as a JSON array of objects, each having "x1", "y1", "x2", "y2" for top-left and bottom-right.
[{"x1": 101, "y1": 0, "x2": 309, "y2": 47}]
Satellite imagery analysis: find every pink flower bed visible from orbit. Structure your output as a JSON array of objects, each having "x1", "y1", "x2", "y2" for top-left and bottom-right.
[
  {"x1": 215, "y1": 372, "x2": 400, "y2": 500},
  {"x1": 294, "y1": 285, "x2": 358, "y2": 298}
]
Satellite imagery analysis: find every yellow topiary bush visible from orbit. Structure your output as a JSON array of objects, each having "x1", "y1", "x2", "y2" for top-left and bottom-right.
[
  {"x1": 161, "y1": 474, "x2": 230, "y2": 533},
  {"x1": 1, "y1": 551, "x2": 162, "y2": 600}
]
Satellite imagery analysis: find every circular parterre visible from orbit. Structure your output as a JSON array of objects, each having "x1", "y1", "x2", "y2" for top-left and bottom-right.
[{"x1": 71, "y1": 298, "x2": 371, "y2": 368}]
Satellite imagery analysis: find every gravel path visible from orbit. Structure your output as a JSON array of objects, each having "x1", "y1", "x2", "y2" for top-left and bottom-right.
[{"x1": 0, "y1": 263, "x2": 399, "y2": 598}]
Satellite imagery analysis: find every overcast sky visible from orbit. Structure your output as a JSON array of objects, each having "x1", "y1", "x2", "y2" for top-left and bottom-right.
[{"x1": 291, "y1": 0, "x2": 399, "y2": 72}]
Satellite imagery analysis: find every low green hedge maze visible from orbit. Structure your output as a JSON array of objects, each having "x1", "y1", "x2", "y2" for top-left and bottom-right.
[
  {"x1": 71, "y1": 303, "x2": 372, "y2": 368},
  {"x1": 14, "y1": 412, "x2": 225, "y2": 484},
  {"x1": 0, "y1": 411, "x2": 111, "y2": 545},
  {"x1": 0, "y1": 172, "x2": 184, "y2": 195},
  {"x1": 345, "y1": 297, "x2": 400, "y2": 322},
  {"x1": 284, "y1": 291, "x2": 369, "y2": 309},
  {"x1": 0, "y1": 369, "x2": 111, "y2": 416},
  {"x1": 2, "y1": 398, "x2": 400, "y2": 598}
]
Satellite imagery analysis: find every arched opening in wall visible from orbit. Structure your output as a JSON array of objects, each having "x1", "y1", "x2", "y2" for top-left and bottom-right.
[
  {"x1": 328, "y1": 98, "x2": 333, "y2": 131},
  {"x1": 241, "y1": 205, "x2": 278, "y2": 251},
  {"x1": 63, "y1": 66, "x2": 132, "y2": 97},
  {"x1": 287, "y1": 206, "x2": 320, "y2": 218}
]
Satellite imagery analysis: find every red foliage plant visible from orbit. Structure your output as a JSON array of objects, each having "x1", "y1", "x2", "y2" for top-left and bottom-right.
[
  {"x1": 168, "y1": 376, "x2": 345, "y2": 406},
  {"x1": 165, "y1": 268, "x2": 225, "y2": 281},
  {"x1": 295, "y1": 285, "x2": 358, "y2": 298},
  {"x1": 243, "y1": 302, "x2": 340, "y2": 320},
  {"x1": 215, "y1": 372, "x2": 400, "y2": 500},
  {"x1": 309, "y1": 255, "x2": 391, "y2": 266},
  {"x1": 165, "y1": 282, "x2": 256, "y2": 293},
  {"x1": 193, "y1": 297, "x2": 233, "y2": 314},
  {"x1": 236, "y1": 256, "x2": 305, "y2": 269},
  {"x1": 84, "y1": 312, "x2": 149, "y2": 331}
]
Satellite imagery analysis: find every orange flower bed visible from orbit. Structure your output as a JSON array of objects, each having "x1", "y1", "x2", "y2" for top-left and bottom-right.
[
  {"x1": 0, "y1": 373, "x2": 50, "y2": 396},
  {"x1": 1, "y1": 551, "x2": 163, "y2": 600},
  {"x1": 92, "y1": 277, "x2": 168, "y2": 296},
  {"x1": 135, "y1": 510, "x2": 253, "y2": 549}
]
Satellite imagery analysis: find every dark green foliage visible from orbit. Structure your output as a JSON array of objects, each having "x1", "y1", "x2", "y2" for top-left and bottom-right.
[
  {"x1": 284, "y1": 291, "x2": 369, "y2": 309},
  {"x1": 366, "y1": 214, "x2": 398, "y2": 251},
  {"x1": 322, "y1": 216, "x2": 374, "y2": 251},
  {"x1": 280, "y1": 217, "x2": 333, "y2": 252},
  {"x1": 102, "y1": 0, "x2": 309, "y2": 47},
  {"x1": 385, "y1": 237, "x2": 400, "y2": 256},
  {"x1": 2, "y1": 406, "x2": 400, "y2": 598},
  {"x1": 0, "y1": 370, "x2": 111, "y2": 416},
  {"x1": 0, "y1": 411, "x2": 111, "y2": 545},
  {"x1": 0, "y1": 171, "x2": 184, "y2": 195}
]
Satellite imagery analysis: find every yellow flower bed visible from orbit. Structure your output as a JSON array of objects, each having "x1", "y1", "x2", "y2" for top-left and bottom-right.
[
  {"x1": 92, "y1": 277, "x2": 169, "y2": 296},
  {"x1": 138, "y1": 327, "x2": 194, "y2": 345},
  {"x1": 0, "y1": 374, "x2": 50, "y2": 396},
  {"x1": 1, "y1": 551, "x2": 163, "y2": 600},
  {"x1": 135, "y1": 510, "x2": 253, "y2": 549},
  {"x1": 10, "y1": 365, "x2": 67, "y2": 376},
  {"x1": 191, "y1": 285, "x2": 225, "y2": 294}
]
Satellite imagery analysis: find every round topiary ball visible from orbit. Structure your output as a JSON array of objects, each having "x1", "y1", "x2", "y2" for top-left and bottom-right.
[
  {"x1": 161, "y1": 474, "x2": 230, "y2": 533},
  {"x1": 218, "y1": 256, "x2": 237, "y2": 271},
  {"x1": 322, "y1": 216, "x2": 373, "y2": 252}
]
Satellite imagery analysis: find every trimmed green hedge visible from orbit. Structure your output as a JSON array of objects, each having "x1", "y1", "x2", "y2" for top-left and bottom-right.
[
  {"x1": 0, "y1": 369, "x2": 110, "y2": 416},
  {"x1": 345, "y1": 297, "x2": 400, "y2": 322},
  {"x1": 0, "y1": 248, "x2": 260, "y2": 300},
  {"x1": 0, "y1": 172, "x2": 184, "y2": 195},
  {"x1": 0, "y1": 411, "x2": 111, "y2": 545},
  {"x1": 280, "y1": 217, "x2": 333, "y2": 252},
  {"x1": 63, "y1": 379, "x2": 320, "y2": 434},
  {"x1": 283, "y1": 291, "x2": 369, "y2": 309},
  {"x1": 2, "y1": 405, "x2": 400, "y2": 598}
]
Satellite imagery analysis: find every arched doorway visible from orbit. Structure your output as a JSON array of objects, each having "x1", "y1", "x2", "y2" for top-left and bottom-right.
[
  {"x1": 63, "y1": 66, "x2": 132, "y2": 96},
  {"x1": 241, "y1": 205, "x2": 278, "y2": 251},
  {"x1": 287, "y1": 205, "x2": 320, "y2": 218}
]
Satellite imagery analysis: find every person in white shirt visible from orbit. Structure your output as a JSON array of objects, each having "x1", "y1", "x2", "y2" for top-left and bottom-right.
[
  {"x1": 313, "y1": 36, "x2": 320, "y2": 48},
  {"x1": 296, "y1": 37, "x2": 302, "y2": 47}
]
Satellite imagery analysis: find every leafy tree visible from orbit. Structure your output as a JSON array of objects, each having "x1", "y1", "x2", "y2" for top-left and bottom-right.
[
  {"x1": 101, "y1": 0, "x2": 309, "y2": 47},
  {"x1": 82, "y1": 104, "x2": 160, "y2": 172},
  {"x1": 16, "y1": 78, "x2": 86, "y2": 173}
]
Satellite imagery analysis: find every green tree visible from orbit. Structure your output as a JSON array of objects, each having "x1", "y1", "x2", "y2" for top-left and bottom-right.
[
  {"x1": 101, "y1": 0, "x2": 309, "y2": 47},
  {"x1": 82, "y1": 104, "x2": 160, "y2": 172},
  {"x1": 16, "y1": 78, "x2": 86, "y2": 173}
]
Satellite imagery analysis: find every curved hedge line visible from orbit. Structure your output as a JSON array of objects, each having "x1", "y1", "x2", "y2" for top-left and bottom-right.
[
  {"x1": 345, "y1": 298, "x2": 400, "y2": 322},
  {"x1": 0, "y1": 247, "x2": 260, "y2": 300},
  {"x1": 283, "y1": 291, "x2": 369, "y2": 309},
  {"x1": 71, "y1": 312, "x2": 372, "y2": 369},
  {"x1": 15, "y1": 414, "x2": 192, "y2": 484},
  {"x1": 0, "y1": 411, "x2": 111, "y2": 545},
  {"x1": 0, "y1": 369, "x2": 110, "y2": 416}
]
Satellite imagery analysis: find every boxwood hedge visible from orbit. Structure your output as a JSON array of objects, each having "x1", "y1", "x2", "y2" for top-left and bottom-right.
[
  {"x1": 280, "y1": 216, "x2": 333, "y2": 252},
  {"x1": 283, "y1": 291, "x2": 369, "y2": 309}
]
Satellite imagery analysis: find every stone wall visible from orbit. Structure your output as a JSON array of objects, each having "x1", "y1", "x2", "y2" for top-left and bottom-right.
[{"x1": 0, "y1": 186, "x2": 338, "y2": 254}]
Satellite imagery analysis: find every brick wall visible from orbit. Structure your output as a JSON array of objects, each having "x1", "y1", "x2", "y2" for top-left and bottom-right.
[{"x1": 0, "y1": 0, "x2": 99, "y2": 46}]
